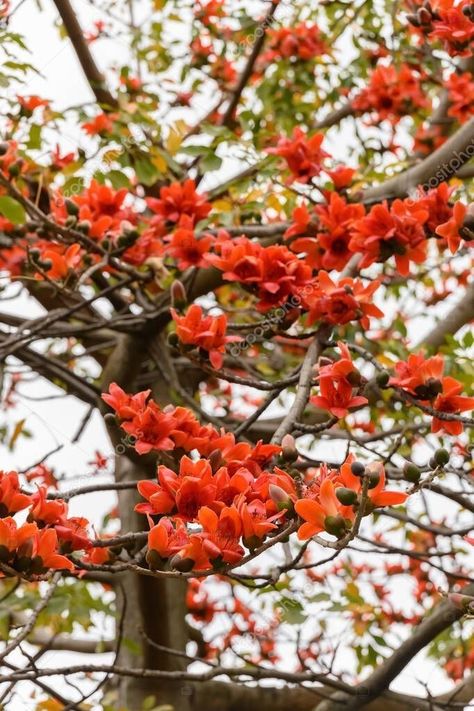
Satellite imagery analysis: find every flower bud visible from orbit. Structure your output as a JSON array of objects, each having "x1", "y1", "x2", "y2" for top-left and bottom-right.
[
  {"x1": 65, "y1": 199, "x2": 79, "y2": 216},
  {"x1": 403, "y1": 462, "x2": 421, "y2": 483},
  {"x1": 171, "y1": 280, "x2": 187, "y2": 310},
  {"x1": 434, "y1": 448, "x2": 449, "y2": 467},
  {"x1": 324, "y1": 515, "x2": 346, "y2": 538},
  {"x1": 208, "y1": 449, "x2": 223, "y2": 473},
  {"x1": 376, "y1": 370, "x2": 390, "y2": 388},
  {"x1": 351, "y1": 461, "x2": 366, "y2": 477},
  {"x1": 281, "y1": 434, "x2": 298, "y2": 462},
  {"x1": 146, "y1": 549, "x2": 162, "y2": 570},
  {"x1": 336, "y1": 487, "x2": 357, "y2": 505},
  {"x1": 169, "y1": 554, "x2": 194, "y2": 573}
]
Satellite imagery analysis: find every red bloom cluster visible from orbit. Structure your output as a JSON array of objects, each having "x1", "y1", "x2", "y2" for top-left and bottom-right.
[
  {"x1": 295, "y1": 456, "x2": 407, "y2": 539},
  {"x1": 51, "y1": 179, "x2": 136, "y2": 240},
  {"x1": 82, "y1": 113, "x2": 118, "y2": 136},
  {"x1": 311, "y1": 342, "x2": 368, "y2": 418},
  {"x1": 208, "y1": 235, "x2": 312, "y2": 311},
  {"x1": 350, "y1": 198, "x2": 429, "y2": 275},
  {"x1": 288, "y1": 194, "x2": 365, "y2": 271},
  {"x1": 446, "y1": 72, "x2": 474, "y2": 123},
  {"x1": 302, "y1": 271, "x2": 384, "y2": 329},
  {"x1": 106, "y1": 384, "x2": 411, "y2": 570},
  {"x1": 147, "y1": 179, "x2": 212, "y2": 226},
  {"x1": 352, "y1": 63, "x2": 428, "y2": 124},
  {"x1": 267, "y1": 128, "x2": 329, "y2": 184},
  {"x1": 0, "y1": 518, "x2": 74, "y2": 574},
  {"x1": 263, "y1": 22, "x2": 328, "y2": 63},
  {"x1": 429, "y1": 0, "x2": 474, "y2": 56},
  {"x1": 171, "y1": 303, "x2": 240, "y2": 369},
  {"x1": 0, "y1": 471, "x2": 91, "y2": 576},
  {"x1": 390, "y1": 352, "x2": 474, "y2": 435}
]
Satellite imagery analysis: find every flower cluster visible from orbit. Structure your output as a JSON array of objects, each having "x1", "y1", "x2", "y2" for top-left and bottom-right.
[
  {"x1": 407, "y1": 0, "x2": 474, "y2": 56},
  {"x1": 446, "y1": 71, "x2": 474, "y2": 123},
  {"x1": 171, "y1": 303, "x2": 240, "y2": 369},
  {"x1": 295, "y1": 456, "x2": 407, "y2": 539},
  {"x1": 390, "y1": 352, "x2": 474, "y2": 435},
  {"x1": 267, "y1": 128, "x2": 329, "y2": 184},
  {"x1": 352, "y1": 63, "x2": 428, "y2": 124},
  {"x1": 311, "y1": 342, "x2": 368, "y2": 418},
  {"x1": 263, "y1": 22, "x2": 328, "y2": 63},
  {"x1": 302, "y1": 271, "x2": 384, "y2": 329},
  {"x1": 0, "y1": 471, "x2": 91, "y2": 576},
  {"x1": 208, "y1": 235, "x2": 313, "y2": 311}
]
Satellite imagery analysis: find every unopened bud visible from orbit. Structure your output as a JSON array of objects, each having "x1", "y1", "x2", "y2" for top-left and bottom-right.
[
  {"x1": 65, "y1": 199, "x2": 79, "y2": 216},
  {"x1": 281, "y1": 434, "x2": 298, "y2": 462},
  {"x1": 169, "y1": 554, "x2": 194, "y2": 572},
  {"x1": 171, "y1": 280, "x2": 187, "y2": 310},
  {"x1": 324, "y1": 515, "x2": 346, "y2": 538},
  {"x1": 336, "y1": 487, "x2": 357, "y2": 505},
  {"x1": 208, "y1": 449, "x2": 223, "y2": 473}
]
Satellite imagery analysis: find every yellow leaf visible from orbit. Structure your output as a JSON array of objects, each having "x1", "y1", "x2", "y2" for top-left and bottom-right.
[
  {"x1": 164, "y1": 120, "x2": 188, "y2": 155},
  {"x1": 151, "y1": 154, "x2": 167, "y2": 173},
  {"x1": 9, "y1": 418, "x2": 25, "y2": 450},
  {"x1": 212, "y1": 199, "x2": 233, "y2": 212}
]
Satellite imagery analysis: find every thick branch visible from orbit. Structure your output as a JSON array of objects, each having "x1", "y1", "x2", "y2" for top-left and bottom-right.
[
  {"x1": 418, "y1": 280, "x2": 474, "y2": 349},
  {"x1": 52, "y1": 0, "x2": 117, "y2": 107},
  {"x1": 315, "y1": 582, "x2": 474, "y2": 710}
]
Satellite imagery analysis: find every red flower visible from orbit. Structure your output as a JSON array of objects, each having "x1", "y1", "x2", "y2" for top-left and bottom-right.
[
  {"x1": 446, "y1": 72, "x2": 474, "y2": 123},
  {"x1": 148, "y1": 517, "x2": 189, "y2": 559},
  {"x1": 50, "y1": 144, "x2": 75, "y2": 170},
  {"x1": 338, "y1": 458, "x2": 408, "y2": 508},
  {"x1": 17, "y1": 95, "x2": 49, "y2": 113},
  {"x1": 429, "y1": 4, "x2": 474, "y2": 56},
  {"x1": 267, "y1": 128, "x2": 329, "y2": 184},
  {"x1": 326, "y1": 166, "x2": 356, "y2": 190},
  {"x1": 147, "y1": 179, "x2": 212, "y2": 225},
  {"x1": 0, "y1": 518, "x2": 74, "y2": 573},
  {"x1": 352, "y1": 63, "x2": 428, "y2": 125},
  {"x1": 294, "y1": 193, "x2": 364, "y2": 271},
  {"x1": 102, "y1": 383, "x2": 151, "y2": 419},
  {"x1": 0, "y1": 471, "x2": 31, "y2": 516},
  {"x1": 137, "y1": 457, "x2": 219, "y2": 521},
  {"x1": 237, "y1": 496, "x2": 280, "y2": 546},
  {"x1": 303, "y1": 271, "x2": 383, "y2": 329},
  {"x1": 432, "y1": 377, "x2": 474, "y2": 436},
  {"x1": 435, "y1": 201, "x2": 467, "y2": 253},
  {"x1": 82, "y1": 113, "x2": 116, "y2": 135},
  {"x1": 121, "y1": 400, "x2": 177, "y2": 453},
  {"x1": 264, "y1": 22, "x2": 328, "y2": 62},
  {"x1": 198, "y1": 506, "x2": 244, "y2": 564},
  {"x1": 165, "y1": 215, "x2": 214, "y2": 269},
  {"x1": 35, "y1": 243, "x2": 82, "y2": 280},
  {"x1": 171, "y1": 303, "x2": 239, "y2": 369},
  {"x1": 350, "y1": 199, "x2": 428, "y2": 275},
  {"x1": 311, "y1": 376, "x2": 367, "y2": 418},
  {"x1": 295, "y1": 478, "x2": 344, "y2": 539},
  {"x1": 284, "y1": 204, "x2": 314, "y2": 240},
  {"x1": 390, "y1": 352, "x2": 445, "y2": 398},
  {"x1": 30, "y1": 486, "x2": 68, "y2": 525}
]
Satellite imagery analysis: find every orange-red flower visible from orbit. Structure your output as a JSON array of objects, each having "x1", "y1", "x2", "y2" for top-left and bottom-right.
[
  {"x1": 0, "y1": 471, "x2": 31, "y2": 516},
  {"x1": 165, "y1": 215, "x2": 214, "y2": 269},
  {"x1": 147, "y1": 179, "x2": 212, "y2": 225},
  {"x1": 435, "y1": 201, "x2": 467, "y2": 253},
  {"x1": 295, "y1": 478, "x2": 344, "y2": 539},
  {"x1": 311, "y1": 376, "x2": 367, "y2": 418},
  {"x1": 171, "y1": 304, "x2": 239, "y2": 369},
  {"x1": 429, "y1": 3, "x2": 474, "y2": 56},
  {"x1": 431, "y1": 377, "x2": 474, "y2": 436},
  {"x1": 264, "y1": 22, "x2": 328, "y2": 62},
  {"x1": 390, "y1": 352, "x2": 445, "y2": 399},
  {"x1": 35, "y1": 243, "x2": 82, "y2": 280},
  {"x1": 349, "y1": 199, "x2": 428, "y2": 275},
  {"x1": 352, "y1": 63, "x2": 428, "y2": 125},
  {"x1": 82, "y1": 113, "x2": 116, "y2": 135},
  {"x1": 303, "y1": 271, "x2": 383, "y2": 329},
  {"x1": 446, "y1": 72, "x2": 474, "y2": 123},
  {"x1": 338, "y1": 458, "x2": 408, "y2": 508},
  {"x1": 198, "y1": 506, "x2": 244, "y2": 564},
  {"x1": 267, "y1": 128, "x2": 329, "y2": 184}
]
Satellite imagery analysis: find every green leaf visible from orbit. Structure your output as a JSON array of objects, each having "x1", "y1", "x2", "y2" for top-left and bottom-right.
[
  {"x1": 134, "y1": 156, "x2": 160, "y2": 186},
  {"x1": 0, "y1": 196, "x2": 26, "y2": 225},
  {"x1": 27, "y1": 123, "x2": 42, "y2": 150}
]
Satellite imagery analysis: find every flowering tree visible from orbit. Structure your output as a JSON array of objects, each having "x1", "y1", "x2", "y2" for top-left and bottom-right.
[{"x1": 0, "y1": 0, "x2": 473, "y2": 709}]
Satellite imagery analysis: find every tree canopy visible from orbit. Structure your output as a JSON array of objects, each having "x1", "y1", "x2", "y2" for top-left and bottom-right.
[{"x1": 0, "y1": 1, "x2": 473, "y2": 710}]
